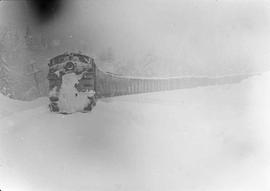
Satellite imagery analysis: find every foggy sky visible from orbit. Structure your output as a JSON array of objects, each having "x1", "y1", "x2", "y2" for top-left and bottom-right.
[{"x1": 1, "y1": 0, "x2": 270, "y2": 75}]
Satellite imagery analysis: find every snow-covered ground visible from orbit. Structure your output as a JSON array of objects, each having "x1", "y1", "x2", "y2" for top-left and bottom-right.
[{"x1": 0, "y1": 72, "x2": 270, "y2": 191}]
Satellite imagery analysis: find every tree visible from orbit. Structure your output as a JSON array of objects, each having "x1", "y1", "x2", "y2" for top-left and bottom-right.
[
  {"x1": 27, "y1": 61, "x2": 42, "y2": 96},
  {"x1": 0, "y1": 55, "x2": 13, "y2": 97}
]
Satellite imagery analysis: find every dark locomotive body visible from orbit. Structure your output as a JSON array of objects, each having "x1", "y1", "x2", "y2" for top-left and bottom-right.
[{"x1": 47, "y1": 52, "x2": 97, "y2": 113}]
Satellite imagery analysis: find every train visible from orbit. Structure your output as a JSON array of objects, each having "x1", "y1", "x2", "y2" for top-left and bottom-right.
[{"x1": 47, "y1": 52, "x2": 253, "y2": 113}]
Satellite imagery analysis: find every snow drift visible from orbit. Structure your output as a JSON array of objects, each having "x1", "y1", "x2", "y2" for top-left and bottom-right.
[
  {"x1": 0, "y1": 72, "x2": 270, "y2": 191},
  {"x1": 53, "y1": 73, "x2": 95, "y2": 113}
]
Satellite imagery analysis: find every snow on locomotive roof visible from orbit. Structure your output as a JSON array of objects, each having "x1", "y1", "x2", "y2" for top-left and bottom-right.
[
  {"x1": 49, "y1": 52, "x2": 94, "y2": 66},
  {"x1": 99, "y1": 68, "x2": 255, "y2": 81}
]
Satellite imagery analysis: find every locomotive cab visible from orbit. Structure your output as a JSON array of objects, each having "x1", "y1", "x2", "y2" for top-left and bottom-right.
[{"x1": 47, "y1": 52, "x2": 97, "y2": 113}]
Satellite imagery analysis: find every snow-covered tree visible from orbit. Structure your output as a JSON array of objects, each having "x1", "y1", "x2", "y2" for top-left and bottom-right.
[{"x1": 0, "y1": 54, "x2": 14, "y2": 98}]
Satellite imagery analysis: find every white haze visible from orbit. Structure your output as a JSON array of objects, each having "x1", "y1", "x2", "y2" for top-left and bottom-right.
[
  {"x1": 0, "y1": 1, "x2": 270, "y2": 190},
  {"x1": 1, "y1": 0, "x2": 270, "y2": 75},
  {"x1": 55, "y1": 0, "x2": 270, "y2": 75}
]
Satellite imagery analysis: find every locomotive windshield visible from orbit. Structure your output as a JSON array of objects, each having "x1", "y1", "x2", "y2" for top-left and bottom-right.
[
  {"x1": 75, "y1": 54, "x2": 90, "y2": 63},
  {"x1": 49, "y1": 55, "x2": 66, "y2": 66},
  {"x1": 49, "y1": 53, "x2": 91, "y2": 67}
]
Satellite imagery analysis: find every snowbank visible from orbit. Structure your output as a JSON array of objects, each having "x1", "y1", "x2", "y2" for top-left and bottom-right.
[
  {"x1": 56, "y1": 73, "x2": 94, "y2": 113},
  {"x1": 0, "y1": 72, "x2": 270, "y2": 191}
]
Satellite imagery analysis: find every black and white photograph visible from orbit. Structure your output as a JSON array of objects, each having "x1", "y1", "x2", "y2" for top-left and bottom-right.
[{"x1": 0, "y1": 0, "x2": 270, "y2": 190}]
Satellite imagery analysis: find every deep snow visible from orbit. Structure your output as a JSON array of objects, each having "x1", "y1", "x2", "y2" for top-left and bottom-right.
[
  {"x1": 53, "y1": 73, "x2": 95, "y2": 113},
  {"x1": 0, "y1": 73, "x2": 270, "y2": 191}
]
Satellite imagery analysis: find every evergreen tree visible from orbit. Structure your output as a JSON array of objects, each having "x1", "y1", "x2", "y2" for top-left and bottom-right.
[{"x1": 0, "y1": 55, "x2": 13, "y2": 97}]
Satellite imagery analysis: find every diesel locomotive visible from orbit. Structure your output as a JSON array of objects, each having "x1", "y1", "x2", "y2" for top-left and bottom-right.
[
  {"x1": 47, "y1": 52, "x2": 97, "y2": 113},
  {"x1": 47, "y1": 52, "x2": 253, "y2": 114}
]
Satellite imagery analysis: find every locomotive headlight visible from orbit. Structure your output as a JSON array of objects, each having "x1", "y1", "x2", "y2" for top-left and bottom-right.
[{"x1": 65, "y1": 62, "x2": 75, "y2": 71}]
